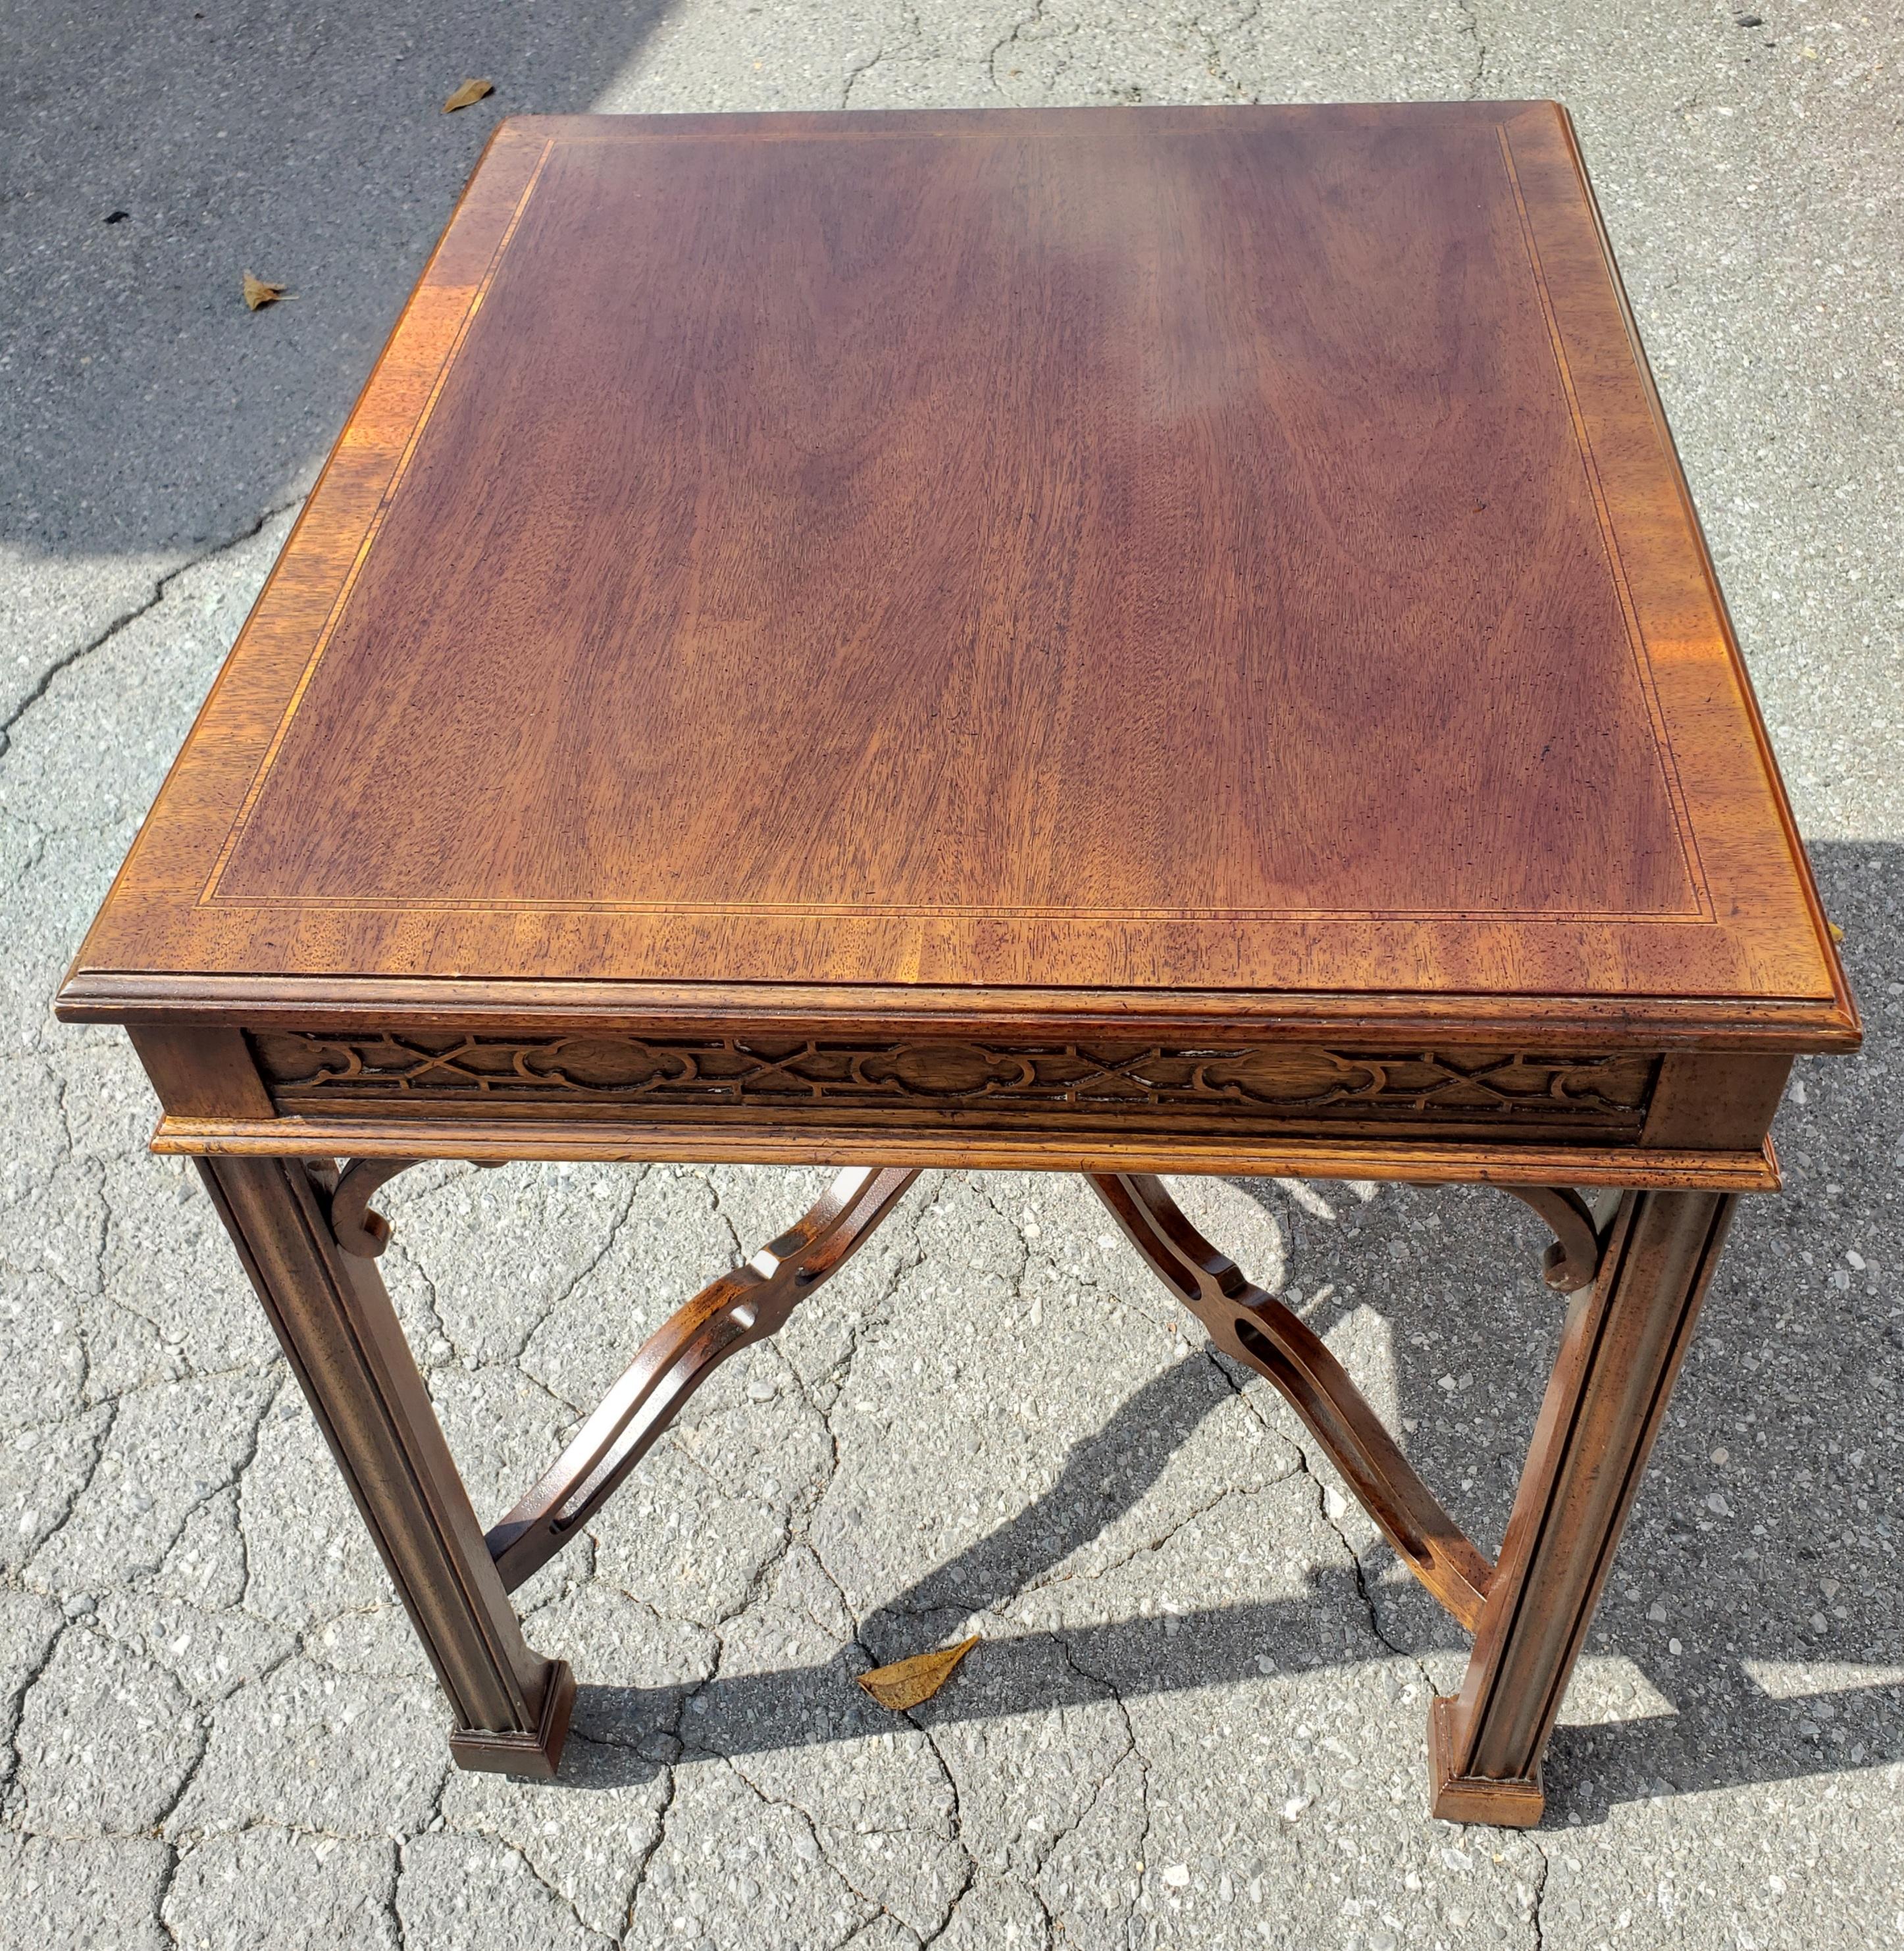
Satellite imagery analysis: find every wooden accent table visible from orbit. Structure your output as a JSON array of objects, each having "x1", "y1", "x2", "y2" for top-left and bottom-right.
[{"x1": 58, "y1": 105, "x2": 1857, "y2": 1824}]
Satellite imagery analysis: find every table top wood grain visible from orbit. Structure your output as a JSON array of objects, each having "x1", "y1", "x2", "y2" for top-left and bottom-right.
[{"x1": 61, "y1": 103, "x2": 1853, "y2": 1057}]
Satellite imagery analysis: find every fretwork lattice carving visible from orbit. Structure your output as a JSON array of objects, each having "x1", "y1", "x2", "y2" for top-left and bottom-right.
[{"x1": 253, "y1": 1032, "x2": 1654, "y2": 1128}]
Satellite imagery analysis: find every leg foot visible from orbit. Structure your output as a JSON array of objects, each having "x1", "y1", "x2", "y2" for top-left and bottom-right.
[
  {"x1": 449, "y1": 1660, "x2": 577, "y2": 1779},
  {"x1": 1427, "y1": 1694, "x2": 1543, "y2": 1827}
]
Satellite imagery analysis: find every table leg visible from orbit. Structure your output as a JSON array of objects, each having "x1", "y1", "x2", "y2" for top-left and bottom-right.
[
  {"x1": 198, "y1": 1155, "x2": 573, "y2": 1777},
  {"x1": 1429, "y1": 1188, "x2": 1737, "y2": 1824}
]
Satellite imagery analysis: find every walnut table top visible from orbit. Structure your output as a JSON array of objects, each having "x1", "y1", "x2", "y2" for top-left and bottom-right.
[{"x1": 58, "y1": 102, "x2": 1855, "y2": 1188}]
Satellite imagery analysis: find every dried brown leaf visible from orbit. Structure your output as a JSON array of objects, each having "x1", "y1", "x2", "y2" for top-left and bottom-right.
[
  {"x1": 242, "y1": 271, "x2": 288, "y2": 311},
  {"x1": 856, "y1": 1635, "x2": 980, "y2": 1711},
  {"x1": 443, "y1": 77, "x2": 495, "y2": 113}
]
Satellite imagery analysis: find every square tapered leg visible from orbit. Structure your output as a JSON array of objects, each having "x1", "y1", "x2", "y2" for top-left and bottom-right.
[
  {"x1": 1430, "y1": 1190, "x2": 1737, "y2": 1823},
  {"x1": 200, "y1": 1154, "x2": 572, "y2": 1776}
]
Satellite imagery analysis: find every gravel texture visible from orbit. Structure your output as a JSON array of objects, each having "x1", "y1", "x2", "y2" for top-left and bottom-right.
[{"x1": 2, "y1": 1, "x2": 1900, "y2": 1946}]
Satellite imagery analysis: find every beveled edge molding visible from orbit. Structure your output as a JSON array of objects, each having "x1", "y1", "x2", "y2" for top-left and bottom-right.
[
  {"x1": 1545, "y1": 103, "x2": 1858, "y2": 1053},
  {"x1": 145, "y1": 1116, "x2": 1783, "y2": 1192},
  {"x1": 51, "y1": 971, "x2": 1865, "y2": 1053}
]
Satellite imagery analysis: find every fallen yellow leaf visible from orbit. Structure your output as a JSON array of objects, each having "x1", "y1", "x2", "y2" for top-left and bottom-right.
[
  {"x1": 1827, "y1": 920, "x2": 1845, "y2": 943},
  {"x1": 856, "y1": 1636, "x2": 980, "y2": 1711},
  {"x1": 443, "y1": 77, "x2": 495, "y2": 113},
  {"x1": 242, "y1": 272, "x2": 288, "y2": 311}
]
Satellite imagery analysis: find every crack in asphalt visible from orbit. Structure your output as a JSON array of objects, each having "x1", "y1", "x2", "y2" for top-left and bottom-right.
[
  {"x1": 1456, "y1": 0, "x2": 1489, "y2": 96},
  {"x1": 1010, "y1": 1477, "x2": 1261, "y2": 1606},
  {"x1": 514, "y1": 1165, "x2": 647, "y2": 1379},
  {"x1": 765, "y1": 1506, "x2": 977, "y2": 1945},
  {"x1": 1192, "y1": 0, "x2": 1260, "y2": 101},
  {"x1": 150, "y1": 1837, "x2": 185, "y2": 1948},
  {"x1": 986, "y1": 0, "x2": 1052, "y2": 99},
  {"x1": 15, "y1": 1397, "x2": 116, "y2": 1573},
  {"x1": 388, "y1": 1827, "x2": 415, "y2": 1951},
  {"x1": 693, "y1": 1743, "x2": 898, "y2": 1950},
  {"x1": 892, "y1": 1716, "x2": 979, "y2": 1942},
  {"x1": 717, "y1": 1750, "x2": 888, "y2": 1939},
  {"x1": 1295, "y1": 1435, "x2": 1435, "y2": 1680},
  {"x1": 0, "y1": 498, "x2": 301, "y2": 765},
  {"x1": 841, "y1": 2, "x2": 922, "y2": 109},
  {"x1": 617, "y1": 1760, "x2": 680, "y2": 1938},
  {"x1": 142, "y1": 1380, "x2": 278, "y2": 1595},
  {"x1": 841, "y1": 47, "x2": 886, "y2": 107},
  {"x1": 390, "y1": 1160, "x2": 651, "y2": 1381},
  {"x1": 1526, "y1": 1830, "x2": 1550, "y2": 1948},
  {"x1": 1197, "y1": 1305, "x2": 1447, "y2": 1699},
  {"x1": 1035, "y1": 1629, "x2": 1143, "y2": 1892},
  {"x1": 103, "y1": 1382, "x2": 263, "y2": 1619},
  {"x1": 0, "y1": 1609, "x2": 69, "y2": 1799},
  {"x1": 505, "y1": 1829, "x2": 605, "y2": 1940}
]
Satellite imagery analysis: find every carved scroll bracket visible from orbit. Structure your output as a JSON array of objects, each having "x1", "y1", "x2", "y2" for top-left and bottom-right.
[
  {"x1": 326, "y1": 1159, "x2": 417, "y2": 1257},
  {"x1": 1503, "y1": 1187, "x2": 1610, "y2": 1293},
  {"x1": 324, "y1": 1157, "x2": 509, "y2": 1258},
  {"x1": 1408, "y1": 1183, "x2": 1610, "y2": 1293}
]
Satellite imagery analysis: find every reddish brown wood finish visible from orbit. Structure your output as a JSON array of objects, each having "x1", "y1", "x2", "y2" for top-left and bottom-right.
[
  {"x1": 125, "y1": 1026, "x2": 272, "y2": 1120},
  {"x1": 54, "y1": 105, "x2": 1861, "y2": 1823},
  {"x1": 1431, "y1": 1188, "x2": 1737, "y2": 1823},
  {"x1": 487, "y1": 1165, "x2": 917, "y2": 1590},
  {"x1": 216, "y1": 119, "x2": 1696, "y2": 930},
  {"x1": 197, "y1": 1155, "x2": 571, "y2": 1775},
  {"x1": 61, "y1": 104, "x2": 1849, "y2": 1046},
  {"x1": 1091, "y1": 1172, "x2": 1495, "y2": 1630},
  {"x1": 1643, "y1": 1053, "x2": 1794, "y2": 1149},
  {"x1": 1503, "y1": 1185, "x2": 1607, "y2": 1291},
  {"x1": 55, "y1": 971, "x2": 1853, "y2": 1051},
  {"x1": 326, "y1": 1156, "x2": 419, "y2": 1257}
]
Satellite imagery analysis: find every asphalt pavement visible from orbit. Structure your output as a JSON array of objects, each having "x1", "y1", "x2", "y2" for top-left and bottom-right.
[{"x1": 1, "y1": 3, "x2": 1899, "y2": 1946}]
